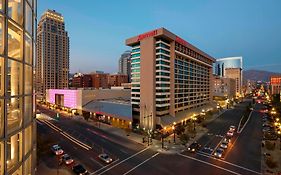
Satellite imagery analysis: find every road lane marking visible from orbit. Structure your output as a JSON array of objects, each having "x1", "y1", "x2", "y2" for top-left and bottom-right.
[
  {"x1": 90, "y1": 157, "x2": 104, "y2": 167},
  {"x1": 94, "y1": 147, "x2": 150, "y2": 175},
  {"x1": 196, "y1": 151, "x2": 261, "y2": 175},
  {"x1": 178, "y1": 153, "x2": 241, "y2": 175},
  {"x1": 122, "y1": 153, "x2": 160, "y2": 175},
  {"x1": 39, "y1": 118, "x2": 92, "y2": 150},
  {"x1": 92, "y1": 158, "x2": 120, "y2": 175}
]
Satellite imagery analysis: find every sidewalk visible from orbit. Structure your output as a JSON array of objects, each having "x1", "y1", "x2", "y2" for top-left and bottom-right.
[{"x1": 36, "y1": 162, "x2": 71, "y2": 175}]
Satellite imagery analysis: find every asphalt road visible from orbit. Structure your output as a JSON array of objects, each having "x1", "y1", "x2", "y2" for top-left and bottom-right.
[{"x1": 37, "y1": 100, "x2": 262, "y2": 175}]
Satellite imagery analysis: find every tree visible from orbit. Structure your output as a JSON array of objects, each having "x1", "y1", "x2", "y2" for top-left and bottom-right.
[
  {"x1": 175, "y1": 125, "x2": 185, "y2": 135},
  {"x1": 179, "y1": 134, "x2": 189, "y2": 145}
]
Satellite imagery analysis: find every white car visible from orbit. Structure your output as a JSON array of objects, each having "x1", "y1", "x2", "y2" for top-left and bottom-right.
[
  {"x1": 98, "y1": 154, "x2": 113, "y2": 164},
  {"x1": 61, "y1": 154, "x2": 74, "y2": 165},
  {"x1": 51, "y1": 144, "x2": 64, "y2": 155},
  {"x1": 229, "y1": 125, "x2": 236, "y2": 132},
  {"x1": 220, "y1": 141, "x2": 228, "y2": 149},
  {"x1": 227, "y1": 130, "x2": 234, "y2": 137}
]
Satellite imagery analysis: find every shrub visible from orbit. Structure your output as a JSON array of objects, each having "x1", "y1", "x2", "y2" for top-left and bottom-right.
[
  {"x1": 179, "y1": 134, "x2": 189, "y2": 145},
  {"x1": 265, "y1": 141, "x2": 275, "y2": 151},
  {"x1": 265, "y1": 157, "x2": 278, "y2": 169}
]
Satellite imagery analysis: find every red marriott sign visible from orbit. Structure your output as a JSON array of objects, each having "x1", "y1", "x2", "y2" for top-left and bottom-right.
[
  {"x1": 176, "y1": 36, "x2": 189, "y2": 46},
  {"x1": 137, "y1": 30, "x2": 158, "y2": 41}
]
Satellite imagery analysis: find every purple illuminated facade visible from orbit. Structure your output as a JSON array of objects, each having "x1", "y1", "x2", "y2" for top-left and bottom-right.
[{"x1": 47, "y1": 89, "x2": 78, "y2": 108}]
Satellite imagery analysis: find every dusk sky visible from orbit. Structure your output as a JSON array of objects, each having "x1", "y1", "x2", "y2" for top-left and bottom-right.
[{"x1": 38, "y1": 0, "x2": 281, "y2": 73}]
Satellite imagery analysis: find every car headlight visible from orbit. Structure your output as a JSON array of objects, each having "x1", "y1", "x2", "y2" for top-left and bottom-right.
[
  {"x1": 219, "y1": 155, "x2": 221, "y2": 157},
  {"x1": 188, "y1": 148, "x2": 190, "y2": 150},
  {"x1": 192, "y1": 149, "x2": 195, "y2": 151}
]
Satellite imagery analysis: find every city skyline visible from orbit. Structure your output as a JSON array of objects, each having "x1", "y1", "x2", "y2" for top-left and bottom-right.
[{"x1": 38, "y1": 0, "x2": 281, "y2": 73}]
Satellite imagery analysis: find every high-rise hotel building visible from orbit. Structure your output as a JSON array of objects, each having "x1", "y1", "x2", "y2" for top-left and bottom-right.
[
  {"x1": 126, "y1": 28, "x2": 215, "y2": 130},
  {"x1": 36, "y1": 10, "x2": 69, "y2": 98},
  {"x1": 0, "y1": 0, "x2": 37, "y2": 174}
]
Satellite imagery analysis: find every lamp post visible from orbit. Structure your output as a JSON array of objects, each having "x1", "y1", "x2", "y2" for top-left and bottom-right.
[
  {"x1": 162, "y1": 127, "x2": 166, "y2": 149},
  {"x1": 192, "y1": 114, "x2": 197, "y2": 131},
  {"x1": 172, "y1": 125, "x2": 175, "y2": 144}
]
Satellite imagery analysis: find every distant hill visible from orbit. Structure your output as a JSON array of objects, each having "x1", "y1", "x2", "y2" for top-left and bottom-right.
[{"x1": 243, "y1": 70, "x2": 281, "y2": 82}]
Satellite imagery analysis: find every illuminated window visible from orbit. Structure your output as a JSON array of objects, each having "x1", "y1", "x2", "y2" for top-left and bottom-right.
[
  {"x1": 7, "y1": 97, "x2": 23, "y2": 134},
  {"x1": 6, "y1": 132, "x2": 22, "y2": 171},
  {"x1": 8, "y1": 0, "x2": 23, "y2": 25},
  {"x1": 7, "y1": 59, "x2": 23, "y2": 96},
  {"x1": 8, "y1": 21, "x2": 23, "y2": 60}
]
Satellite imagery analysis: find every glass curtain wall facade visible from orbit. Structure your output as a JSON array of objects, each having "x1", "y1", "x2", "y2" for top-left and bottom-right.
[{"x1": 0, "y1": 0, "x2": 36, "y2": 174}]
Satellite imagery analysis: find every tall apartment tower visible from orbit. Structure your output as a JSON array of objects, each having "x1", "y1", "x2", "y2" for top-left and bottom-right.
[
  {"x1": 118, "y1": 50, "x2": 131, "y2": 82},
  {"x1": 36, "y1": 10, "x2": 69, "y2": 98},
  {"x1": 0, "y1": 0, "x2": 37, "y2": 174},
  {"x1": 126, "y1": 28, "x2": 215, "y2": 130}
]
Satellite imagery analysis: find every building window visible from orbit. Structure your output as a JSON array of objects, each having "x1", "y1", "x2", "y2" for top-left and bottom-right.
[
  {"x1": 6, "y1": 132, "x2": 23, "y2": 171},
  {"x1": 8, "y1": 21, "x2": 23, "y2": 60},
  {"x1": 8, "y1": 0, "x2": 23, "y2": 26},
  {"x1": 7, "y1": 97, "x2": 23, "y2": 134},
  {"x1": 8, "y1": 59, "x2": 23, "y2": 96}
]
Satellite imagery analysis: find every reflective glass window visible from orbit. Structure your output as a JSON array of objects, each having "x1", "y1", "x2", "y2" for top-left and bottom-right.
[
  {"x1": 7, "y1": 97, "x2": 23, "y2": 134},
  {"x1": 8, "y1": 0, "x2": 23, "y2": 25},
  {"x1": 0, "y1": 57, "x2": 4, "y2": 96},
  {"x1": 24, "y1": 96, "x2": 32, "y2": 125},
  {"x1": 8, "y1": 21, "x2": 23, "y2": 60},
  {"x1": 24, "y1": 65, "x2": 32, "y2": 94},
  {"x1": 0, "y1": 100, "x2": 3, "y2": 138},
  {"x1": 0, "y1": 16, "x2": 3, "y2": 55},
  {"x1": 8, "y1": 59, "x2": 23, "y2": 96},
  {"x1": 24, "y1": 155, "x2": 32, "y2": 175},
  {"x1": 25, "y1": 34, "x2": 32, "y2": 64},
  {"x1": 7, "y1": 132, "x2": 22, "y2": 171},
  {"x1": 0, "y1": 142, "x2": 3, "y2": 175},
  {"x1": 25, "y1": 3, "x2": 32, "y2": 35},
  {"x1": 24, "y1": 125, "x2": 32, "y2": 155}
]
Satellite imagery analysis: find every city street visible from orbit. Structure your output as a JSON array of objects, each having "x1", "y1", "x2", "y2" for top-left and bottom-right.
[{"x1": 37, "y1": 100, "x2": 263, "y2": 175}]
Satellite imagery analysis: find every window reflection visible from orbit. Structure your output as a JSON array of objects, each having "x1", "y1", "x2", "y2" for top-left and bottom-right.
[
  {"x1": 7, "y1": 132, "x2": 22, "y2": 171},
  {"x1": 25, "y1": 34, "x2": 32, "y2": 64},
  {"x1": 8, "y1": 59, "x2": 23, "y2": 96},
  {"x1": 25, "y1": 65, "x2": 32, "y2": 94},
  {"x1": 8, "y1": 0, "x2": 23, "y2": 25},
  {"x1": 8, "y1": 21, "x2": 23, "y2": 60},
  {"x1": 0, "y1": 17, "x2": 3, "y2": 54},
  {"x1": 24, "y1": 155, "x2": 32, "y2": 175},
  {"x1": 25, "y1": 4, "x2": 32, "y2": 35},
  {"x1": 24, "y1": 96, "x2": 32, "y2": 125},
  {"x1": 0, "y1": 100, "x2": 3, "y2": 138},
  {"x1": 0, "y1": 142, "x2": 3, "y2": 175},
  {"x1": 24, "y1": 126, "x2": 32, "y2": 155},
  {"x1": 0, "y1": 57, "x2": 3, "y2": 96},
  {"x1": 7, "y1": 97, "x2": 22, "y2": 134}
]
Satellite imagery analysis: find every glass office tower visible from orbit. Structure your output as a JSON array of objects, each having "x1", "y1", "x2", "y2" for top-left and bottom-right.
[{"x1": 0, "y1": 0, "x2": 37, "y2": 174}]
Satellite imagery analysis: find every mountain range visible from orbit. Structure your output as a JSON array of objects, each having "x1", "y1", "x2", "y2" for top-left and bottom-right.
[{"x1": 243, "y1": 70, "x2": 281, "y2": 82}]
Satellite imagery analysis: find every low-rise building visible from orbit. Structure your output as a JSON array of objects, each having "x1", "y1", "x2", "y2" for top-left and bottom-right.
[
  {"x1": 270, "y1": 76, "x2": 281, "y2": 95},
  {"x1": 108, "y1": 74, "x2": 128, "y2": 87}
]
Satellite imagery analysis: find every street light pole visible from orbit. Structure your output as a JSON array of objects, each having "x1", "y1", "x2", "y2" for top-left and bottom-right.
[
  {"x1": 172, "y1": 125, "x2": 175, "y2": 144},
  {"x1": 162, "y1": 127, "x2": 166, "y2": 149}
]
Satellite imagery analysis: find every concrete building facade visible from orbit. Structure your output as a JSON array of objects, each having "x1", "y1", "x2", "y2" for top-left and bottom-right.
[
  {"x1": 224, "y1": 68, "x2": 242, "y2": 96},
  {"x1": 36, "y1": 9, "x2": 69, "y2": 98},
  {"x1": 108, "y1": 74, "x2": 128, "y2": 87},
  {"x1": 118, "y1": 50, "x2": 131, "y2": 82},
  {"x1": 270, "y1": 76, "x2": 281, "y2": 95},
  {"x1": 213, "y1": 75, "x2": 236, "y2": 99},
  {"x1": 0, "y1": 0, "x2": 37, "y2": 174},
  {"x1": 126, "y1": 28, "x2": 215, "y2": 130}
]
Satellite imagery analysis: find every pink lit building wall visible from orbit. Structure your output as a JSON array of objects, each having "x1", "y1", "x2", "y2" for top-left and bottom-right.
[{"x1": 47, "y1": 89, "x2": 78, "y2": 108}]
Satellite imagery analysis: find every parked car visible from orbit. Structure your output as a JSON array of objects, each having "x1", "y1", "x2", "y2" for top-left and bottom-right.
[
  {"x1": 229, "y1": 125, "x2": 236, "y2": 132},
  {"x1": 223, "y1": 136, "x2": 231, "y2": 143},
  {"x1": 214, "y1": 148, "x2": 224, "y2": 158},
  {"x1": 187, "y1": 142, "x2": 201, "y2": 152},
  {"x1": 98, "y1": 154, "x2": 113, "y2": 164},
  {"x1": 61, "y1": 154, "x2": 74, "y2": 165},
  {"x1": 51, "y1": 144, "x2": 64, "y2": 155},
  {"x1": 72, "y1": 164, "x2": 88, "y2": 175}
]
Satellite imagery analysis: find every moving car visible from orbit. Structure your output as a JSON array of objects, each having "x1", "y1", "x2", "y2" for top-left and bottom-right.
[
  {"x1": 61, "y1": 154, "x2": 74, "y2": 165},
  {"x1": 72, "y1": 164, "x2": 88, "y2": 175},
  {"x1": 220, "y1": 141, "x2": 228, "y2": 149},
  {"x1": 51, "y1": 144, "x2": 64, "y2": 155},
  {"x1": 187, "y1": 142, "x2": 201, "y2": 152},
  {"x1": 98, "y1": 153, "x2": 113, "y2": 163},
  {"x1": 227, "y1": 130, "x2": 234, "y2": 137},
  {"x1": 229, "y1": 125, "x2": 236, "y2": 132},
  {"x1": 214, "y1": 148, "x2": 224, "y2": 158}
]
